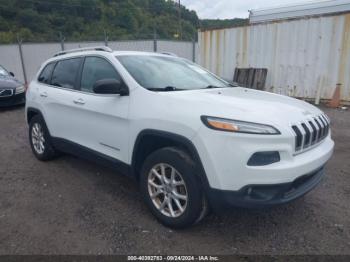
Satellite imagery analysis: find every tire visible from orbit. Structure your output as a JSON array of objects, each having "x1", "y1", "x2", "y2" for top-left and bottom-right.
[
  {"x1": 29, "y1": 115, "x2": 57, "y2": 161},
  {"x1": 139, "y1": 147, "x2": 207, "y2": 229}
]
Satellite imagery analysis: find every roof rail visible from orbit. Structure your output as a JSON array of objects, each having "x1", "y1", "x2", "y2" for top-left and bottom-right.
[
  {"x1": 160, "y1": 52, "x2": 178, "y2": 57},
  {"x1": 53, "y1": 46, "x2": 113, "y2": 57}
]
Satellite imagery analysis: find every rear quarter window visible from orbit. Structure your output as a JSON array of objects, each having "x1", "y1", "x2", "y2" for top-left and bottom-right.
[{"x1": 38, "y1": 63, "x2": 55, "y2": 84}]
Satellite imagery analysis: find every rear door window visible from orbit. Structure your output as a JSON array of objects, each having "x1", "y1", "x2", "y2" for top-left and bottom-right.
[
  {"x1": 38, "y1": 63, "x2": 55, "y2": 84},
  {"x1": 51, "y1": 58, "x2": 82, "y2": 89}
]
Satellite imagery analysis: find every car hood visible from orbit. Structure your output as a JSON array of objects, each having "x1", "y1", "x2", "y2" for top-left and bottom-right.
[
  {"x1": 0, "y1": 76, "x2": 22, "y2": 89},
  {"x1": 160, "y1": 87, "x2": 323, "y2": 127}
]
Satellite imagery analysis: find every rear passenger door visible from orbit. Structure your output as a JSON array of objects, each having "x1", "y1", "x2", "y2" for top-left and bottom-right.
[
  {"x1": 36, "y1": 61, "x2": 56, "y2": 108},
  {"x1": 70, "y1": 56, "x2": 130, "y2": 163},
  {"x1": 42, "y1": 57, "x2": 84, "y2": 142}
]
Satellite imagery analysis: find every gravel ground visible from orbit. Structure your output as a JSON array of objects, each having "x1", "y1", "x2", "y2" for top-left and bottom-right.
[{"x1": 0, "y1": 105, "x2": 349, "y2": 255}]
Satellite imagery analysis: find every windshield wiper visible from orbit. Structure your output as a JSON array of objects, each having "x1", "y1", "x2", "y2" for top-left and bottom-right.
[
  {"x1": 204, "y1": 85, "x2": 225, "y2": 89},
  {"x1": 206, "y1": 85, "x2": 219, "y2": 89},
  {"x1": 228, "y1": 82, "x2": 239, "y2": 87},
  {"x1": 164, "y1": 86, "x2": 177, "y2": 91},
  {"x1": 147, "y1": 86, "x2": 184, "y2": 92},
  {"x1": 204, "y1": 83, "x2": 236, "y2": 89}
]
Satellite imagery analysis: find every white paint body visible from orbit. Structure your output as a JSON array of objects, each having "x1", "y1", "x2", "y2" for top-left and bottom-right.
[{"x1": 26, "y1": 50, "x2": 334, "y2": 192}]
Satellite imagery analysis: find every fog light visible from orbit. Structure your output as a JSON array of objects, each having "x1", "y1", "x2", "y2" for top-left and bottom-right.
[{"x1": 247, "y1": 151, "x2": 280, "y2": 166}]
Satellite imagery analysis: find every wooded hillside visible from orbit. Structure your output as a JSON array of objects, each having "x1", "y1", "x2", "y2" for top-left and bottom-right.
[{"x1": 0, "y1": 0, "x2": 247, "y2": 43}]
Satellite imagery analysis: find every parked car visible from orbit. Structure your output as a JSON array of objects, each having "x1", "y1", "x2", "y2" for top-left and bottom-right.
[
  {"x1": 25, "y1": 47, "x2": 334, "y2": 228},
  {"x1": 0, "y1": 65, "x2": 25, "y2": 107}
]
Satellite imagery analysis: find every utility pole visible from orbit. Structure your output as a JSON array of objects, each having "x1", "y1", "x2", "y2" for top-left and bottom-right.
[
  {"x1": 178, "y1": 0, "x2": 182, "y2": 40},
  {"x1": 59, "y1": 32, "x2": 65, "y2": 51},
  {"x1": 104, "y1": 29, "x2": 109, "y2": 46},
  {"x1": 153, "y1": 25, "x2": 157, "y2": 52},
  {"x1": 16, "y1": 34, "x2": 28, "y2": 87},
  {"x1": 192, "y1": 31, "x2": 196, "y2": 62}
]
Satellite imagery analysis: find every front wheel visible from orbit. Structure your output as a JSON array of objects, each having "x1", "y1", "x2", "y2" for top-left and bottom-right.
[{"x1": 139, "y1": 147, "x2": 207, "y2": 229}]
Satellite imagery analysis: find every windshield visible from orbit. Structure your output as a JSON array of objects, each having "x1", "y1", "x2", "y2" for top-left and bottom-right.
[
  {"x1": 0, "y1": 66, "x2": 9, "y2": 77},
  {"x1": 116, "y1": 55, "x2": 230, "y2": 91}
]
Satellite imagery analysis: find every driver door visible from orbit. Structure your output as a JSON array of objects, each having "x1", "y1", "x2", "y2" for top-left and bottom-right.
[{"x1": 68, "y1": 56, "x2": 130, "y2": 163}]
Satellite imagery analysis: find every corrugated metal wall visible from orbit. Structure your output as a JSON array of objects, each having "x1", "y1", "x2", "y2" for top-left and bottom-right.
[
  {"x1": 0, "y1": 40, "x2": 197, "y2": 83},
  {"x1": 198, "y1": 13, "x2": 350, "y2": 102}
]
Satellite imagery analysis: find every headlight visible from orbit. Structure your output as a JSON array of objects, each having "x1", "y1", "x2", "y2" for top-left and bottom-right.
[
  {"x1": 201, "y1": 116, "x2": 280, "y2": 135},
  {"x1": 15, "y1": 85, "x2": 25, "y2": 94}
]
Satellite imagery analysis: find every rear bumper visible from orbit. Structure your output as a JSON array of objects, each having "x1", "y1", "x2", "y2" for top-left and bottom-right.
[
  {"x1": 207, "y1": 166, "x2": 325, "y2": 210},
  {"x1": 0, "y1": 92, "x2": 25, "y2": 107}
]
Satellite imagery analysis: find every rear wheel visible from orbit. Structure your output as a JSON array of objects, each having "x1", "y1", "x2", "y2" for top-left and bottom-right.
[
  {"x1": 140, "y1": 147, "x2": 207, "y2": 228},
  {"x1": 29, "y1": 115, "x2": 57, "y2": 161}
]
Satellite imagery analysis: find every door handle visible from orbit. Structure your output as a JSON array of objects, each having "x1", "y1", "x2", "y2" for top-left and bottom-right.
[
  {"x1": 40, "y1": 92, "x2": 48, "y2": 98},
  {"x1": 73, "y1": 98, "x2": 85, "y2": 105}
]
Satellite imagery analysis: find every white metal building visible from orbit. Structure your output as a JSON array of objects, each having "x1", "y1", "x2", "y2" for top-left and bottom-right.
[
  {"x1": 249, "y1": 0, "x2": 350, "y2": 24},
  {"x1": 198, "y1": 0, "x2": 350, "y2": 103}
]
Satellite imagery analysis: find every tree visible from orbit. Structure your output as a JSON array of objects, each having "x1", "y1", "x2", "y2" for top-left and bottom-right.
[{"x1": 0, "y1": 0, "x2": 241, "y2": 43}]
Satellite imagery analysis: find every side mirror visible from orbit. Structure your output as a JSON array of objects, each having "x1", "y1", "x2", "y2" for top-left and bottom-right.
[
  {"x1": 9, "y1": 72, "x2": 15, "y2": 77},
  {"x1": 93, "y1": 79, "x2": 129, "y2": 96}
]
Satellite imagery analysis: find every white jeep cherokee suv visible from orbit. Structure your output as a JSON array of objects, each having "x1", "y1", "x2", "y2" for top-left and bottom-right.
[{"x1": 26, "y1": 47, "x2": 334, "y2": 228}]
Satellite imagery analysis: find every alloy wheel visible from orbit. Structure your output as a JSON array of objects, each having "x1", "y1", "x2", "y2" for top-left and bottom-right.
[
  {"x1": 31, "y1": 123, "x2": 45, "y2": 154},
  {"x1": 147, "y1": 163, "x2": 188, "y2": 218}
]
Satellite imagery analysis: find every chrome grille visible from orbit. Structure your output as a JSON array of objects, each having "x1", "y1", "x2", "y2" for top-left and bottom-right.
[
  {"x1": 291, "y1": 114, "x2": 330, "y2": 153},
  {"x1": 0, "y1": 89, "x2": 14, "y2": 97}
]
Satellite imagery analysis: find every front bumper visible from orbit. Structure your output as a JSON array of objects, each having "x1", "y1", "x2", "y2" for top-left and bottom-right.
[
  {"x1": 0, "y1": 92, "x2": 25, "y2": 107},
  {"x1": 207, "y1": 166, "x2": 325, "y2": 209},
  {"x1": 193, "y1": 125, "x2": 334, "y2": 191}
]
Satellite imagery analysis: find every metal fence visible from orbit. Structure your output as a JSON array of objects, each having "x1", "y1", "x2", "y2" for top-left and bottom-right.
[
  {"x1": 0, "y1": 39, "x2": 198, "y2": 84},
  {"x1": 198, "y1": 13, "x2": 350, "y2": 103}
]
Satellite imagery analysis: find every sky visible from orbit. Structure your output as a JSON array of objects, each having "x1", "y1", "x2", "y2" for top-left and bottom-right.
[{"x1": 181, "y1": 0, "x2": 313, "y2": 19}]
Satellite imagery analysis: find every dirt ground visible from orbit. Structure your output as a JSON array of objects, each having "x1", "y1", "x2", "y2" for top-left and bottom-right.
[{"x1": 0, "y1": 105, "x2": 349, "y2": 255}]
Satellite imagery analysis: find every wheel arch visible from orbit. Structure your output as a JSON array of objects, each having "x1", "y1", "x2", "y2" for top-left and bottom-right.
[
  {"x1": 26, "y1": 107, "x2": 44, "y2": 124},
  {"x1": 131, "y1": 129, "x2": 210, "y2": 189}
]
